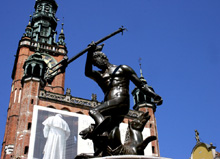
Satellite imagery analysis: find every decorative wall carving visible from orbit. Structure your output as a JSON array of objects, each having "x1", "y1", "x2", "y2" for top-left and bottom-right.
[
  {"x1": 39, "y1": 90, "x2": 142, "y2": 118},
  {"x1": 20, "y1": 39, "x2": 67, "y2": 55},
  {"x1": 39, "y1": 90, "x2": 98, "y2": 109}
]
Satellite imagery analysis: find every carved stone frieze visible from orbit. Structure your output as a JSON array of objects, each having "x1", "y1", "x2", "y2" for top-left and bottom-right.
[
  {"x1": 39, "y1": 90, "x2": 142, "y2": 118},
  {"x1": 39, "y1": 90, "x2": 98, "y2": 109},
  {"x1": 20, "y1": 39, "x2": 67, "y2": 55}
]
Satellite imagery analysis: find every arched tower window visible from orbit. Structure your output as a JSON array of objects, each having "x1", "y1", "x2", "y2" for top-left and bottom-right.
[
  {"x1": 24, "y1": 146, "x2": 29, "y2": 154},
  {"x1": 47, "y1": 105, "x2": 56, "y2": 109},
  {"x1": 18, "y1": 89, "x2": 22, "y2": 103},
  {"x1": 14, "y1": 88, "x2": 17, "y2": 103},
  {"x1": 11, "y1": 84, "x2": 14, "y2": 92},
  {"x1": 76, "y1": 111, "x2": 83, "y2": 114},
  {"x1": 61, "y1": 107, "x2": 70, "y2": 112}
]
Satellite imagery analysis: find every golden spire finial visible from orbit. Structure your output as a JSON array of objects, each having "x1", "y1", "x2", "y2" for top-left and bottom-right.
[
  {"x1": 61, "y1": 23, "x2": 64, "y2": 33},
  {"x1": 61, "y1": 17, "x2": 64, "y2": 33},
  {"x1": 195, "y1": 129, "x2": 200, "y2": 143},
  {"x1": 28, "y1": 15, "x2": 32, "y2": 25}
]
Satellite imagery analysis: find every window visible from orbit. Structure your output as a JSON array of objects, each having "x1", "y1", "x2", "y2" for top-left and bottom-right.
[
  {"x1": 152, "y1": 146, "x2": 155, "y2": 153},
  {"x1": 27, "y1": 122, "x2": 32, "y2": 130},
  {"x1": 47, "y1": 105, "x2": 55, "y2": 109},
  {"x1": 18, "y1": 89, "x2": 22, "y2": 103},
  {"x1": 76, "y1": 111, "x2": 83, "y2": 114},
  {"x1": 24, "y1": 146, "x2": 29, "y2": 154},
  {"x1": 61, "y1": 108, "x2": 70, "y2": 112},
  {"x1": 11, "y1": 84, "x2": 14, "y2": 92},
  {"x1": 45, "y1": 6, "x2": 50, "y2": 12},
  {"x1": 14, "y1": 89, "x2": 17, "y2": 103},
  {"x1": 37, "y1": 5, "x2": 42, "y2": 12}
]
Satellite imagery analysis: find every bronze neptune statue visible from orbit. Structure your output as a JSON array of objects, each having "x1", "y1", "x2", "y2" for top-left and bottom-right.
[{"x1": 76, "y1": 42, "x2": 163, "y2": 158}]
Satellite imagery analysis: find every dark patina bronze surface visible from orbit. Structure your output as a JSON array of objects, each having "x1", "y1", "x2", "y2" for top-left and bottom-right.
[{"x1": 76, "y1": 43, "x2": 162, "y2": 158}]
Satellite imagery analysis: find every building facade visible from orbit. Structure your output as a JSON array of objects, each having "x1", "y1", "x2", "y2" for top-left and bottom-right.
[
  {"x1": 190, "y1": 130, "x2": 220, "y2": 159},
  {"x1": 1, "y1": 0, "x2": 161, "y2": 158}
]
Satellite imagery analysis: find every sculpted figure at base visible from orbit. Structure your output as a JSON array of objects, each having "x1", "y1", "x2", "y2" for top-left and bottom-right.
[{"x1": 76, "y1": 43, "x2": 162, "y2": 158}]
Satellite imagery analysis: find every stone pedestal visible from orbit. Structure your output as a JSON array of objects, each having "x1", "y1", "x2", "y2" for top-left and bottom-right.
[{"x1": 92, "y1": 155, "x2": 171, "y2": 159}]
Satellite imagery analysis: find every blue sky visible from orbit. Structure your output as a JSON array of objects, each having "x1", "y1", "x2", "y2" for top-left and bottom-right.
[{"x1": 0, "y1": 0, "x2": 220, "y2": 158}]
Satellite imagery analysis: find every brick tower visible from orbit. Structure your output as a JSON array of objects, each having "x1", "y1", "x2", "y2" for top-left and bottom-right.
[
  {"x1": 1, "y1": 0, "x2": 162, "y2": 158},
  {"x1": 132, "y1": 63, "x2": 161, "y2": 157},
  {"x1": 1, "y1": 0, "x2": 67, "y2": 158}
]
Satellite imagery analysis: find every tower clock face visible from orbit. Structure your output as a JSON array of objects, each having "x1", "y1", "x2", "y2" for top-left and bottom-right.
[{"x1": 41, "y1": 53, "x2": 58, "y2": 75}]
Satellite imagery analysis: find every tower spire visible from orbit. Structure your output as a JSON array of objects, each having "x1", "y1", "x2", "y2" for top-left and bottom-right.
[
  {"x1": 58, "y1": 22, "x2": 66, "y2": 46},
  {"x1": 138, "y1": 58, "x2": 147, "y2": 83},
  {"x1": 28, "y1": 15, "x2": 32, "y2": 26},
  {"x1": 31, "y1": 0, "x2": 59, "y2": 44},
  {"x1": 139, "y1": 58, "x2": 143, "y2": 78},
  {"x1": 23, "y1": 15, "x2": 33, "y2": 38},
  {"x1": 61, "y1": 22, "x2": 64, "y2": 33}
]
